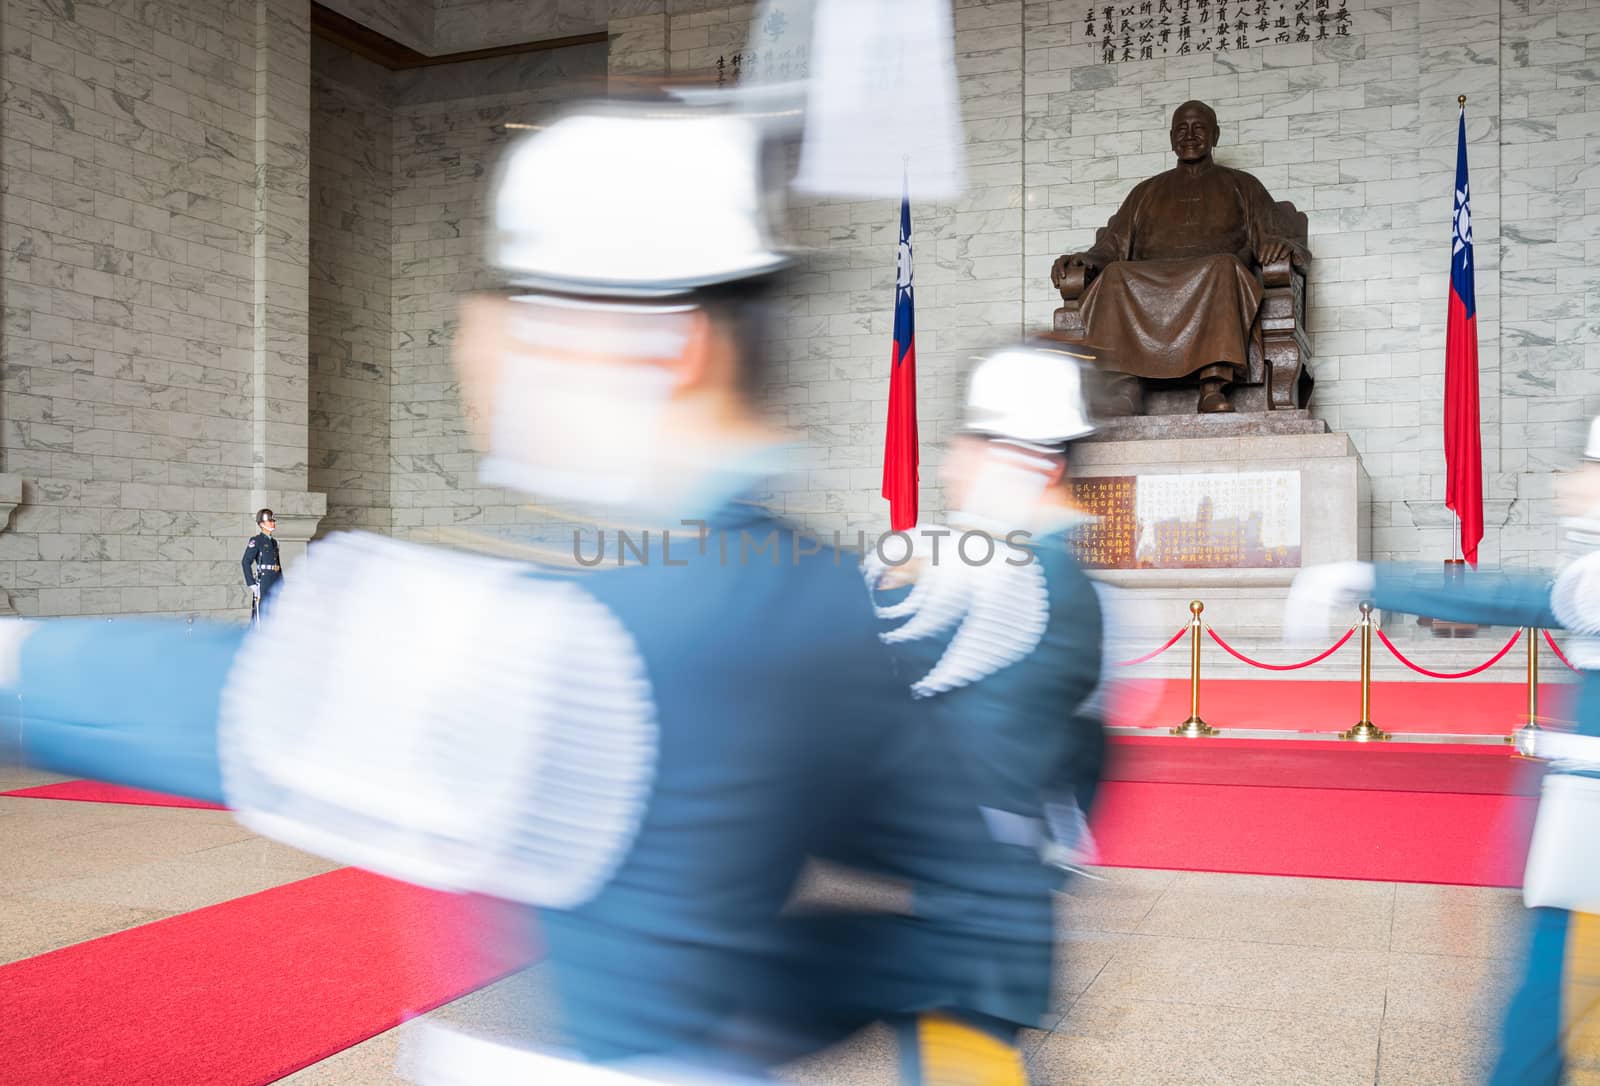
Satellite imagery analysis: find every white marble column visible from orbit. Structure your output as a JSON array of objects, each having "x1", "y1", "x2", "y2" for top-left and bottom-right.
[{"x1": 252, "y1": 0, "x2": 326, "y2": 548}]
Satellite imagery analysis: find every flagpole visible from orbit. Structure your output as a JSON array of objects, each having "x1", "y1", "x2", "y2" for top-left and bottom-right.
[
  {"x1": 1455, "y1": 94, "x2": 1466, "y2": 568},
  {"x1": 1438, "y1": 90, "x2": 1480, "y2": 636}
]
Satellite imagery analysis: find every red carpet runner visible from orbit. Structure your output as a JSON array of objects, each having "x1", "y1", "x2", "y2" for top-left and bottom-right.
[
  {"x1": 1105, "y1": 736, "x2": 1542, "y2": 794},
  {"x1": 1091, "y1": 780, "x2": 1534, "y2": 886},
  {"x1": 1092, "y1": 738, "x2": 1540, "y2": 887},
  {"x1": 1, "y1": 780, "x2": 225, "y2": 809},
  {"x1": 0, "y1": 868, "x2": 536, "y2": 1086}
]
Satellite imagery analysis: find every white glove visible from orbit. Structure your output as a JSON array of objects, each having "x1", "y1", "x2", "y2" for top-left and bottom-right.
[
  {"x1": 1283, "y1": 561, "x2": 1374, "y2": 646},
  {"x1": 0, "y1": 619, "x2": 38, "y2": 688},
  {"x1": 250, "y1": 583, "x2": 261, "y2": 601}
]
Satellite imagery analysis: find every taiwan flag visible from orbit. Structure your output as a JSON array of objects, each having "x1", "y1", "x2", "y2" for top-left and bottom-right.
[
  {"x1": 882, "y1": 185, "x2": 919, "y2": 530},
  {"x1": 1445, "y1": 103, "x2": 1483, "y2": 567}
]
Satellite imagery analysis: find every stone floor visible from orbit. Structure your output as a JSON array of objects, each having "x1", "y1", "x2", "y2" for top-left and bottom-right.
[{"x1": 0, "y1": 763, "x2": 1575, "y2": 1085}]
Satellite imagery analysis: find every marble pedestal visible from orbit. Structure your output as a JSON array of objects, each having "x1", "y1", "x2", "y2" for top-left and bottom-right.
[{"x1": 1073, "y1": 414, "x2": 1369, "y2": 638}]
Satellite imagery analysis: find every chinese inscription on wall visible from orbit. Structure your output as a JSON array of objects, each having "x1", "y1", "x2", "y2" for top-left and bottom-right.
[
  {"x1": 714, "y1": 47, "x2": 810, "y2": 86},
  {"x1": 1083, "y1": 0, "x2": 1351, "y2": 64},
  {"x1": 1069, "y1": 471, "x2": 1302, "y2": 570}
]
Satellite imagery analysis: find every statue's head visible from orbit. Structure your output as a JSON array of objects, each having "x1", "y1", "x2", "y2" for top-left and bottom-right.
[{"x1": 1169, "y1": 100, "x2": 1219, "y2": 164}]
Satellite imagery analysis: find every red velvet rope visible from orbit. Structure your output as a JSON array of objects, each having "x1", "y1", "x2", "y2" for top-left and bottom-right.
[
  {"x1": 1204, "y1": 624, "x2": 1356, "y2": 671},
  {"x1": 1543, "y1": 629, "x2": 1580, "y2": 672},
  {"x1": 1375, "y1": 627, "x2": 1521, "y2": 679},
  {"x1": 1113, "y1": 626, "x2": 1189, "y2": 667}
]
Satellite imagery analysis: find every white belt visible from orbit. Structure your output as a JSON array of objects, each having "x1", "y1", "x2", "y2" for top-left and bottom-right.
[{"x1": 400, "y1": 1022, "x2": 764, "y2": 1086}]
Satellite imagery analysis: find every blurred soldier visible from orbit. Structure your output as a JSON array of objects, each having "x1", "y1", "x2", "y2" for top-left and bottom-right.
[
  {"x1": 0, "y1": 97, "x2": 1047, "y2": 1084},
  {"x1": 1286, "y1": 416, "x2": 1600, "y2": 1085},
  {"x1": 858, "y1": 343, "x2": 1110, "y2": 1073},
  {"x1": 241, "y1": 509, "x2": 282, "y2": 625}
]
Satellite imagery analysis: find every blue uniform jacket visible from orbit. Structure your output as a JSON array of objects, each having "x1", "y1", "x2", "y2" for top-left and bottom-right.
[
  {"x1": 850, "y1": 526, "x2": 1105, "y2": 1036},
  {"x1": 1371, "y1": 564, "x2": 1600, "y2": 734}
]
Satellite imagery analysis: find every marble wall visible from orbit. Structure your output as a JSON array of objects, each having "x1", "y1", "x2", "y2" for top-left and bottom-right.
[
  {"x1": 309, "y1": 44, "x2": 392, "y2": 536},
  {"x1": 320, "y1": 0, "x2": 435, "y2": 53},
  {"x1": 386, "y1": 47, "x2": 607, "y2": 548},
  {"x1": 601, "y1": 0, "x2": 1600, "y2": 570},
  {"x1": 6, "y1": 0, "x2": 1599, "y2": 620},
  {"x1": 0, "y1": 0, "x2": 321, "y2": 618},
  {"x1": 433, "y1": 0, "x2": 609, "y2": 52},
  {"x1": 1045, "y1": 0, "x2": 1600, "y2": 569},
  {"x1": 1495, "y1": 0, "x2": 1600, "y2": 561},
  {"x1": 304, "y1": 39, "x2": 607, "y2": 551}
]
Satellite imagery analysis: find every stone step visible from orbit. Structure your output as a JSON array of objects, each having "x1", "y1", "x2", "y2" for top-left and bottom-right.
[{"x1": 1081, "y1": 409, "x2": 1330, "y2": 442}]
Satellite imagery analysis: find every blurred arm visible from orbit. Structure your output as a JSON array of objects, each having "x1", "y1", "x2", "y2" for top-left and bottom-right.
[
  {"x1": 3, "y1": 619, "x2": 245, "y2": 805},
  {"x1": 1371, "y1": 564, "x2": 1561, "y2": 630}
]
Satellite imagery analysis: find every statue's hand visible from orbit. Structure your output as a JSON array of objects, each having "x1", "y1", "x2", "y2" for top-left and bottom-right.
[
  {"x1": 1256, "y1": 238, "x2": 1292, "y2": 266},
  {"x1": 1051, "y1": 253, "x2": 1098, "y2": 290}
]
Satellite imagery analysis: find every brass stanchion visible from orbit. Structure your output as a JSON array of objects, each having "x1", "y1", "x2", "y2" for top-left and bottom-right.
[
  {"x1": 1509, "y1": 627, "x2": 1542, "y2": 754},
  {"x1": 1341, "y1": 601, "x2": 1389, "y2": 741},
  {"x1": 1171, "y1": 600, "x2": 1218, "y2": 737}
]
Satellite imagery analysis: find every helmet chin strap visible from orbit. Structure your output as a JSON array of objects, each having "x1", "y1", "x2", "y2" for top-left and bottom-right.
[
  {"x1": 481, "y1": 354, "x2": 678, "y2": 510},
  {"x1": 950, "y1": 448, "x2": 1056, "y2": 534},
  {"x1": 477, "y1": 294, "x2": 710, "y2": 514}
]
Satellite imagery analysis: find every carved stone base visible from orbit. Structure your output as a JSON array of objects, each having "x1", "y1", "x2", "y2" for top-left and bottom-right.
[
  {"x1": 1082, "y1": 410, "x2": 1329, "y2": 443},
  {"x1": 1071, "y1": 431, "x2": 1369, "y2": 638}
]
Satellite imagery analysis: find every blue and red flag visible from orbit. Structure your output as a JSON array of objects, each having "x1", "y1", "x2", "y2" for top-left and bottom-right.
[
  {"x1": 1445, "y1": 104, "x2": 1483, "y2": 566},
  {"x1": 882, "y1": 184, "x2": 919, "y2": 531}
]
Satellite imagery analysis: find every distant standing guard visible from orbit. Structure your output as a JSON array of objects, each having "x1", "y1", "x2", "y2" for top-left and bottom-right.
[{"x1": 241, "y1": 509, "x2": 282, "y2": 624}]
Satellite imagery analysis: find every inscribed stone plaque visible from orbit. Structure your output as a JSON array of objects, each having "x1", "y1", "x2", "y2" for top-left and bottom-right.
[
  {"x1": 1077, "y1": 0, "x2": 1352, "y2": 65},
  {"x1": 1069, "y1": 471, "x2": 1301, "y2": 570}
]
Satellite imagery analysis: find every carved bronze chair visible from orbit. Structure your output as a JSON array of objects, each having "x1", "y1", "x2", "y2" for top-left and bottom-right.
[{"x1": 1050, "y1": 200, "x2": 1314, "y2": 411}]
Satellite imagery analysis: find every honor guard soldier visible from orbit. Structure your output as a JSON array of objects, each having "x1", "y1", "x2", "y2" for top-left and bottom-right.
[
  {"x1": 1, "y1": 96, "x2": 1052, "y2": 1085},
  {"x1": 241, "y1": 509, "x2": 282, "y2": 624},
  {"x1": 1287, "y1": 416, "x2": 1600, "y2": 1086},
  {"x1": 860, "y1": 343, "x2": 1113, "y2": 1077}
]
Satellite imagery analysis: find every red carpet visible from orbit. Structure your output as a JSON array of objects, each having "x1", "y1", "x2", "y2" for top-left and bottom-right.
[
  {"x1": 1092, "y1": 779, "x2": 1535, "y2": 886},
  {"x1": 1092, "y1": 737, "x2": 1543, "y2": 885},
  {"x1": 1106, "y1": 736, "x2": 1543, "y2": 795},
  {"x1": 0, "y1": 868, "x2": 536, "y2": 1086},
  {"x1": 1115, "y1": 678, "x2": 1572, "y2": 735},
  {"x1": 1, "y1": 780, "x2": 225, "y2": 809}
]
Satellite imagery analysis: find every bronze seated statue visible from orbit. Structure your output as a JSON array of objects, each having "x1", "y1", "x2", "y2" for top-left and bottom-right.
[{"x1": 1048, "y1": 101, "x2": 1314, "y2": 416}]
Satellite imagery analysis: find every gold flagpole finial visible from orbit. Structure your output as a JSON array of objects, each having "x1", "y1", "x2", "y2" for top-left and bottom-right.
[{"x1": 1458, "y1": 95, "x2": 1467, "y2": 106}]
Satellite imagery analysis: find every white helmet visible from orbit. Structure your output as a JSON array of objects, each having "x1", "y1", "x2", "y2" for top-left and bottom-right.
[
  {"x1": 963, "y1": 343, "x2": 1097, "y2": 449},
  {"x1": 491, "y1": 99, "x2": 790, "y2": 297}
]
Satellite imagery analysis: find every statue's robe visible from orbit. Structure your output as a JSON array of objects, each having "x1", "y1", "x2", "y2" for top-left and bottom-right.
[{"x1": 1078, "y1": 161, "x2": 1306, "y2": 382}]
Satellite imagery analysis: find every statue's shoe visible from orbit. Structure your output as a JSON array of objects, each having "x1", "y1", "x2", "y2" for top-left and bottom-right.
[
  {"x1": 1198, "y1": 390, "x2": 1234, "y2": 413},
  {"x1": 1105, "y1": 392, "x2": 1143, "y2": 417}
]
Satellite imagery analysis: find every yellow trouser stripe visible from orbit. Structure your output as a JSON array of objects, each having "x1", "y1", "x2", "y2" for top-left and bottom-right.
[
  {"x1": 1566, "y1": 911, "x2": 1600, "y2": 1063},
  {"x1": 915, "y1": 1014, "x2": 1029, "y2": 1086}
]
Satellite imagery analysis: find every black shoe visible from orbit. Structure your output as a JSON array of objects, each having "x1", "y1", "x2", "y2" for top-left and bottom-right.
[{"x1": 1198, "y1": 381, "x2": 1234, "y2": 413}]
